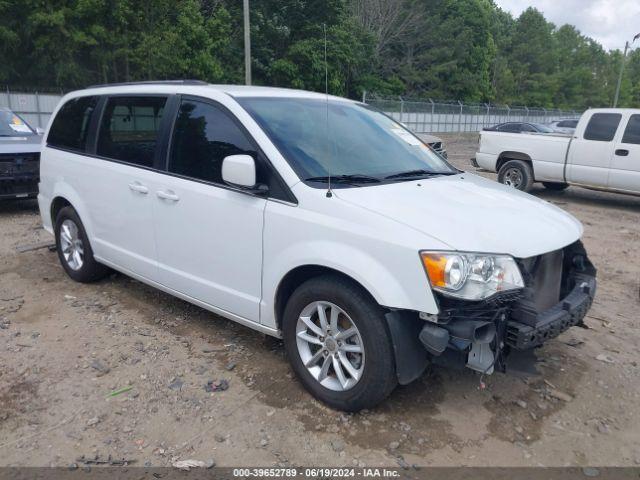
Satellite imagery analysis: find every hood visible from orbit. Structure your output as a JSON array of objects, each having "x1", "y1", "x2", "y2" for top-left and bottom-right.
[
  {"x1": 418, "y1": 133, "x2": 443, "y2": 144},
  {"x1": 0, "y1": 135, "x2": 43, "y2": 154},
  {"x1": 334, "y1": 173, "x2": 582, "y2": 259}
]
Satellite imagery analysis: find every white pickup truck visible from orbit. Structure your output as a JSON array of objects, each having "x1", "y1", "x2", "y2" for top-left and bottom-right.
[{"x1": 473, "y1": 108, "x2": 640, "y2": 195}]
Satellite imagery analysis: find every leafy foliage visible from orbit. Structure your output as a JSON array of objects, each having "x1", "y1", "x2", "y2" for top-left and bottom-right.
[{"x1": 0, "y1": 0, "x2": 638, "y2": 108}]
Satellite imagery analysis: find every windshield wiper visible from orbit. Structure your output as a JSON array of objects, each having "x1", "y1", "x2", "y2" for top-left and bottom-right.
[
  {"x1": 305, "y1": 174, "x2": 381, "y2": 184},
  {"x1": 384, "y1": 169, "x2": 458, "y2": 180}
]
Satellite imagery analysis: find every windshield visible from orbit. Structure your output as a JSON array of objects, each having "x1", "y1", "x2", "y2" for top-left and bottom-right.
[
  {"x1": 237, "y1": 97, "x2": 457, "y2": 185},
  {"x1": 0, "y1": 109, "x2": 36, "y2": 137}
]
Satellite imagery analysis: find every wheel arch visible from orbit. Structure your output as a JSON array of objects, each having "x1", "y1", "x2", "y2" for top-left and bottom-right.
[
  {"x1": 50, "y1": 196, "x2": 72, "y2": 224},
  {"x1": 48, "y1": 184, "x2": 96, "y2": 241},
  {"x1": 496, "y1": 151, "x2": 533, "y2": 173},
  {"x1": 274, "y1": 265, "x2": 378, "y2": 331}
]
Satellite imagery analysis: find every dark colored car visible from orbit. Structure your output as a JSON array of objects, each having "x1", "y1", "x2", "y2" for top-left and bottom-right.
[
  {"x1": 0, "y1": 108, "x2": 42, "y2": 200},
  {"x1": 484, "y1": 122, "x2": 555, "y2": 134}
]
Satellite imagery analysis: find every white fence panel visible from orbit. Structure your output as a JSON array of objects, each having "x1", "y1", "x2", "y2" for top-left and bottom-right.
[{"x1": 0, "y1": 89, "x2": 64, "y2": 128}]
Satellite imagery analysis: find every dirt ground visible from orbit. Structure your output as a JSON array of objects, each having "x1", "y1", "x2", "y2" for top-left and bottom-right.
[{"x1": 1, "y1": 133, "x2": 639, "y2": 468}]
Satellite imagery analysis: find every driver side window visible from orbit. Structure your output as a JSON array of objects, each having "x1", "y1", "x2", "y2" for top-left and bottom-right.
[{"x1": 168, "y1": 100, "x2": 257, "y2": 184}]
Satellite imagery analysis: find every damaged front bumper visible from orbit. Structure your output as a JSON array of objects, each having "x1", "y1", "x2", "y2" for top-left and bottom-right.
[
  {"x1": 386, "y1": 240, "x2": 597, "y2": 384},
  {"x1": 505, "y1": 272, "x2": 595, "y2": 350}
]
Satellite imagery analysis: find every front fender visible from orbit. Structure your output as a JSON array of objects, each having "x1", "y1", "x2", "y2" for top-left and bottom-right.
[{"x1": 260, "y1": 238, "x2": 439, "y2": 329}]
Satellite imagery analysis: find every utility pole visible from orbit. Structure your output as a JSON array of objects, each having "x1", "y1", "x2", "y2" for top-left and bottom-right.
[
  {"x1": 613, "y1": 33, "x2": 639, "y2": 107},
  {"x1": 243, "y1": 0, "x2": 252, "y2": 86},
  {"x1": 613, "y1": 41, "x2": 629, "y2": 108}
]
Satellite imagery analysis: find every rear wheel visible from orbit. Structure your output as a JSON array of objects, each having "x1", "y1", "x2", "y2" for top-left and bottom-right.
[
  {"x1": 542, "y1": 182, "x2": 569, "y2": 191},
  {"x1": 55, "y1": 206, "x2": 109, "y2": 283},
  {"x1": 498, "y1": 160, "x2": 534, "y2": 192},
  {"x1": 282, "y1": 274, "x2": 397, "y2": 411}
]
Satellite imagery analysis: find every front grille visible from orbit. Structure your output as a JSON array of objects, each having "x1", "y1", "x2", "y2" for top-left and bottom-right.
[
  {"x1": 428, "y1": 141, "x2": 447, "y2": 158},
  {"x1": 0, "y1": 152, "x2": 40, "y2": 176},
  {"x1": 512, "y1": 249, "x2": 564, "y2": 326}
]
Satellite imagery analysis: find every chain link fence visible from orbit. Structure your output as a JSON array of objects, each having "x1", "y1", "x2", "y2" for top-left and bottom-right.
[
  {"x1": 364, "y1": 93, "x2": 582, "y2": 134},
  {"x1": 1, "y1": 87, "x2": 584, "y2": 134},
  {"x1": 0, "y1": 87, "x2": 64, "y2": 129}
]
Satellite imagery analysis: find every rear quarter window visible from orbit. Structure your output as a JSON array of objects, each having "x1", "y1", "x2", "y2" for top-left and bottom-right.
[
  {"x1": 583, "y1": 113, "x2": 622, "y2": 142},
  {"x1": 47, "y1": 96, "x2": 99, "y2": 152}
]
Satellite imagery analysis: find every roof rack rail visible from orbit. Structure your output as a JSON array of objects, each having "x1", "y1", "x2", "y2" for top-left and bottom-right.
[{"x1": 87, "y1": 80, "x2": 209, "y2": 89}]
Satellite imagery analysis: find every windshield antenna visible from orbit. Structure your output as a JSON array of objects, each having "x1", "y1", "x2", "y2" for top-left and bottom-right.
[{"x1": 323, "y1": 23, "x2": 332, "y2": 198}]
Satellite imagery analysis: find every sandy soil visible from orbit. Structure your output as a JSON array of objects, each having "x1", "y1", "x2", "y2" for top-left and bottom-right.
[{"x1": 1, "y1": 134, "x2": 639, "y2": 468}]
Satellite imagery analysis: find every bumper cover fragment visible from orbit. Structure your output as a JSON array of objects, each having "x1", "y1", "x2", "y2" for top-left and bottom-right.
[{"x1": 505, "y1": 273, "x2": 596, "y2": 350}]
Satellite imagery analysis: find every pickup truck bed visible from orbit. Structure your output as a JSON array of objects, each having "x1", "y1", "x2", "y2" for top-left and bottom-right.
[{"x1": 475, "y1": 131, "x2": 571, "y2": 185}]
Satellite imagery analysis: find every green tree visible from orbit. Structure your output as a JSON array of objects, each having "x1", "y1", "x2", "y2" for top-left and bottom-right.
[{"x1": 0, "y1": 0, "x2": 639, "y2": 108}]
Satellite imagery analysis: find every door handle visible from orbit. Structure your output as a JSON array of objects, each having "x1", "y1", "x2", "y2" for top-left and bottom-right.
[
  {"x1": 128, "y1": 182, "x2": 148, "y2": 194},
  {"x1": 615, "y1": 149, "x2": 629, "y2": 156},
  {"x1": 156, "y1": 190, "x2": 180, "y2": 202}
]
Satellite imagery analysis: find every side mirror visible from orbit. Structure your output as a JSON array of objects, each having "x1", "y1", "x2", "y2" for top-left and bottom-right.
[
  {"x1": 36, "y1": 127, "x2": 45, "y2": 135},
  {"x1": 222, "y1": 155, "x2": 269, "y2": 196}
]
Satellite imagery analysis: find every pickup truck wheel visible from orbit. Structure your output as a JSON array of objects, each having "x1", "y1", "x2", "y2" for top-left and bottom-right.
[
  {"x1": 54, "y1": 206, "x2": 110, "y2": 283},
  {"x1": 498, "y1": 160, "x2": 534, "y2": 192},
  {"x1": 542, "y1": 182, "x2": 569, "y2": 191},
  {"x1": 282, "y1": 274, "x2": 397, "y2": 411}
]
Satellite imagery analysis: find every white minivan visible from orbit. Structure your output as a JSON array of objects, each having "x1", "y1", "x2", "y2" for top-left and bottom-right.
[{"x1": 38, "y1": 81, "x2": 597, "y2": 411}]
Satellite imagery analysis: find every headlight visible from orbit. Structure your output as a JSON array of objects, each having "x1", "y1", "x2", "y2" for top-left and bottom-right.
[{"x1": 420, "y1": 251, "x2": 524, "y2": 301}]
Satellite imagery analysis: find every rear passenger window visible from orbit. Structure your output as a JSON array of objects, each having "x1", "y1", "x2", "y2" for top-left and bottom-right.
[
  {"x1": 583, "y1": 113, "x2": 621, "y2": 142},
  {"x1": 47, "y1": 96, "x2": 98, "y2": 152},
  {"x1": 97, "y1": 96, "x2": 166, "y2": 167},
  {"x1": 621, "y1": 115, "x2": 640, "y2": 145},
  {"x1": 169, "y1": 100, "x2": 256, "y2": 184}
]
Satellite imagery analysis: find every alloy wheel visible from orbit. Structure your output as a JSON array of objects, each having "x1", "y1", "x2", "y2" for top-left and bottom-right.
[
  {"x1": 295, "y1": 301, "x2": 365, "y2": 392},
  {"x1": 59, "y1": 219, "x2": 84, "y2": 271}
]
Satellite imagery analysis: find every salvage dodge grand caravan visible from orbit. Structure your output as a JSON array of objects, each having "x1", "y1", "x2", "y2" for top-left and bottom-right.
[{"x1": 38, "y1": 81, "x2": 596, "y2": 411}]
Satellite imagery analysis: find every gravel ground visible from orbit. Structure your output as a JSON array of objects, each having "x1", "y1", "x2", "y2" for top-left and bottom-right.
[{"x1": 1, "y1": 133, "x2": 639, "y2": 468}]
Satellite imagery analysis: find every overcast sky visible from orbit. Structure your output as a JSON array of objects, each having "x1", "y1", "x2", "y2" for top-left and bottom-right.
[{"x1": 494, "y1": 0, "x2": 640, "y2": 51}]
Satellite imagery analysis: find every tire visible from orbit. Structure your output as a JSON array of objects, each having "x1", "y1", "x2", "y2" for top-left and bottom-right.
[
  {"x1": 498, "y1": 160, "x2": 534, "y2": 192},
  {"x1": 282, "y1": 274, "x2": 397, "y2": 411},
  {"x1": 542, "y1": 182, "x2": 569, "y2": 191},
  {"x1": 54, "y1": 206, "x2": 109, "y2": 283}
]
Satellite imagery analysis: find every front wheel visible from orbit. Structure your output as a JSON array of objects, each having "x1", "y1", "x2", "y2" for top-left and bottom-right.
[
  {"x1": 282, "y1": 274, "x2": 397, "y2": 411},
  {"x1": 498, "y1": 160, "x2": 534, "y2": 192}
]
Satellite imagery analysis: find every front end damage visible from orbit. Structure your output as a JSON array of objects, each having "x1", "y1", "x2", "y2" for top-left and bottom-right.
[{"x1": 386, "y1": 240, "x2": 596, "y2": 384}]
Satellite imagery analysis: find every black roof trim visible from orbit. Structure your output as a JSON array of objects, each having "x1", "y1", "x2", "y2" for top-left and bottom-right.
[{"x1": 87, "y1": 80, "x2": 209, "y2": 89}]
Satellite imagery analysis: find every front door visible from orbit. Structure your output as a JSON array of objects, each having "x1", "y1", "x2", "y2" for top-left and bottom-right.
[{"x1": 153, "y1": 98, "x2": 266, "y2": 322}]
